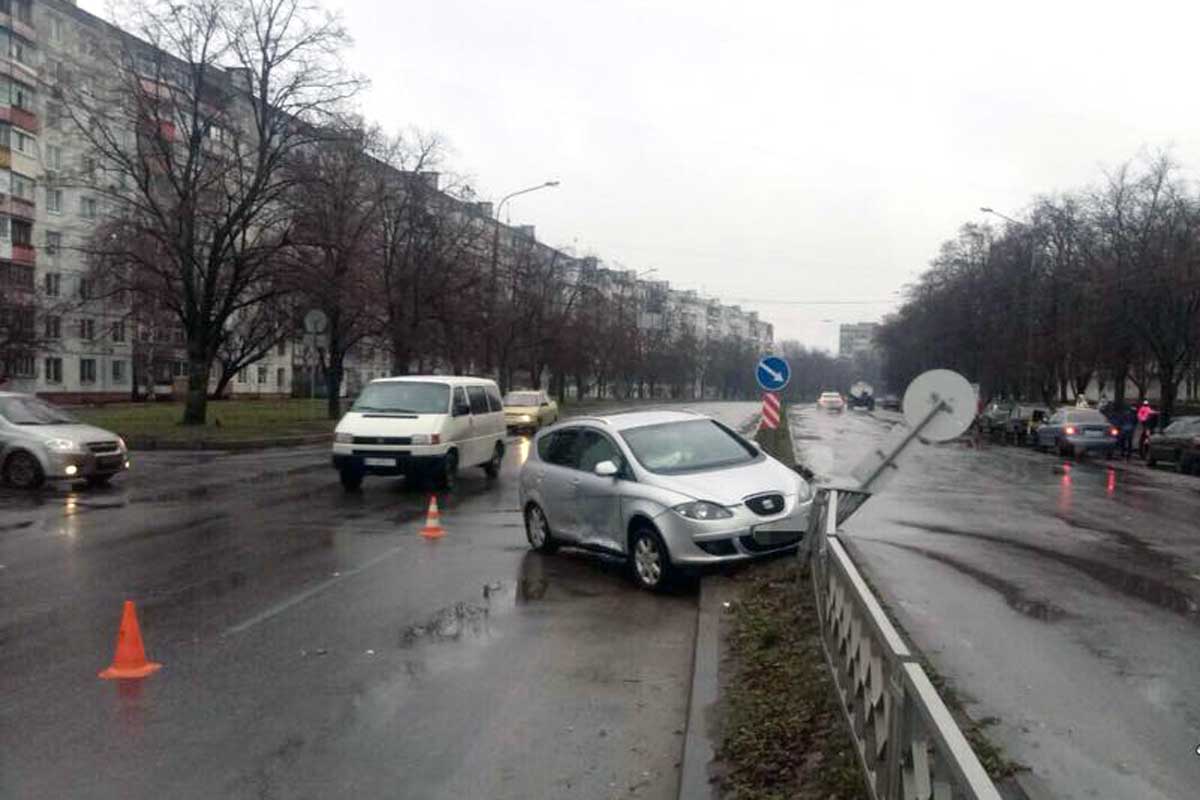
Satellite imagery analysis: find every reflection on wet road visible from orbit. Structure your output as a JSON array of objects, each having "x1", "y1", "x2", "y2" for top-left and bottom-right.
[
  {"x1": 0, "y1": 402, "x2": 757, "y2": 799},
  {"x1": 791, "y1": 406, "x2": 1200, "y2": 800}
]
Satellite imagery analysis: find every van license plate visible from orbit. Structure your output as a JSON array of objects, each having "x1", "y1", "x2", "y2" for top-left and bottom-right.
[{"x1": 364, "y1": 457, "x2": 395, "y2": 467}]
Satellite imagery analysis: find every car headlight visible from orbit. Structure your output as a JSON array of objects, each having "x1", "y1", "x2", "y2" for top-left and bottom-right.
[
  {"x1": 673, "y1": 501, "x2": 733, "y2": 520},
  {"x1": 45, "y1": 438, "x2": 80, "y2": 452},
  {"x1": 796, "y1": 479, "x2": 814, "y2": 503},
  {"x1": 410, "y1": 434, "x2": 441, "y2": 445},
  {"x1": 117, "y1": 437, "x2": 128, "y2": 452},
  {"x1": 334, "y1": 432, "x2": 353, "y2": 443}
]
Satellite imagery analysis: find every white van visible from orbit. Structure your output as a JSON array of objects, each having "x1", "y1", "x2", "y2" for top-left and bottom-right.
[{"x1": 331, "y1": 376, "x2": 507, "y2": 490}]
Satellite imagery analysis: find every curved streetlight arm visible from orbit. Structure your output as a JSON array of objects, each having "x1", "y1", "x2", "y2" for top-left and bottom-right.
[
  {"x1": 496, "y1": 181, "x2": 560, "y2": 219},
  {"x1": 979, "y1": 206, "x2": 1026, "y2": 227}
]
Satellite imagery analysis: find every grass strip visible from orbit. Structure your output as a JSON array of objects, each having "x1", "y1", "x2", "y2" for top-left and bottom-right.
[
  {"x1": 71, "y1": 399, "x2": 335, "y2": 443},
  {"x1": 716, "y1": 559, "x2": 867, "y2": 799}
]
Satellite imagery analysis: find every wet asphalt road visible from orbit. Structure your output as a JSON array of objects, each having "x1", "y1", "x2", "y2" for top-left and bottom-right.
[
  {"x1": 791, "y1": 406, "x2": 1200, "y2": 800},
  {"x1": 0, "y1": 402, "x2": 757, "y2": 800}
]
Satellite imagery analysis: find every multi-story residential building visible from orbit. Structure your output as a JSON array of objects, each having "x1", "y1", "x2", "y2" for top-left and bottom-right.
[{"x1": 839, "y1": 321, "x2": 880, "y2": 359}]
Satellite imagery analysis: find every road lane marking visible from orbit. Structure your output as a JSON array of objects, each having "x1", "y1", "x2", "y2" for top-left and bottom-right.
[{"x1": 223, "y1": 544, "x2": 410, "y2": 636}]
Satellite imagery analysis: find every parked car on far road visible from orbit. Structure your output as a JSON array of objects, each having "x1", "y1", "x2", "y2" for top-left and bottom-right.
[
  {"x1": 1145, "y1": 416, "x2": 1200, "y2": 473},
  {"x1": 519, "y1": 410, "x2": 814, "y2": 591},
  {"x1": 979, "y1": 401, "x2": 1014, "y2": 437},
  {"x1": 879, "y1": 394, "x2": 902, "y2": 411},
  {"x1": 503, "y1": 389, "x2": 559, "y2": 433},
  {"x1": 0, "y1": 392, "x2": 129, "y2": 489},
  {"x1": 1003, "y1": 404, "x2": 1051, "y2": 445},
  {"x1": 816, "y1": 391, "x2": 845, "y2": 412},
  {"x1": 331, "y1": 376, "x2": 506, "y2": 491},
  {"x1": 1034, "y1": 407, "x2": 1119, "y2": 458}
]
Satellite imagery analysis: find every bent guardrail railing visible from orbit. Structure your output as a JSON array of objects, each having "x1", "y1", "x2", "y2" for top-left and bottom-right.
[{"x1": 805, "y1": 489, "x2": 1003, "y2": 800}]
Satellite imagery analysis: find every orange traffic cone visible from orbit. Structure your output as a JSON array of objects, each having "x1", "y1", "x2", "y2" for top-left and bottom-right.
[
  {"x1": 99, "y1": 600, "x2": 163, "y2": 680},
  {"x1": 419, "y1": 495, "x2": 446, "y2": 539}
]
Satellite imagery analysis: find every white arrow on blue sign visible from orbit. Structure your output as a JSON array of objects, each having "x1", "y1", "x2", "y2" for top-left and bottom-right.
[{"x1": 756, "y1": 355, "x2": 790, "y2": 392}]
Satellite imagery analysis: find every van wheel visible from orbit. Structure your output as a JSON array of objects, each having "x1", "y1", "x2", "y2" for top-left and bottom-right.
[
  {"x1": 437, "y1": 450, "x2": 458, "y2": 490},
  {"x1": 483, "y1": 443, "x2": 503, "y2": 479},
  {"x1": 629, "y1": 525, "x2": 674, "y2": 592},
  {"x1": 4, "y1": 450, "x2": 45, "y2": 490},
  {"x1": 339, "y1": 468, "x2": 363, "y2": 491},
  {"x1": 525, "y1": 503, "x2": 558, "y2": 553}
]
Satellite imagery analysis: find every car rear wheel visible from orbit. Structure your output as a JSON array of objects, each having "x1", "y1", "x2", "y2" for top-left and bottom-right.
[
  {"x1": 483, "y1": 442, "x2": 503, "y2": 478},
  {"x1": 629, "y1": 525, "x2": 674, "y2": 592},
  {"x1": 524, "y1": 503, "x2": 559, "y2": 553},
  {"x1": 3, "y1": 450, "x2": 44, "y2": 490}
]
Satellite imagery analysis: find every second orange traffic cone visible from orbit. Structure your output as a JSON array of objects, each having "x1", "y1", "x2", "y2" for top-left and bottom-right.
[
  {"x1": 99, "y1": 600, "x2": 163, "y2": 680},
  {"x1": 419, "y1": 495, "x2": 446, "y2": 539}
]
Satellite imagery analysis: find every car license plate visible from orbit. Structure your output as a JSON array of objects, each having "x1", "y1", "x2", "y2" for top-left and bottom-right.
[
  {"x1": 364, "y1": 457, "x2": 395, "y2": 466},
  {"x1": 1085, "y1": 430, "x2": 1101, "y2": 438},
  {"x1": 752, "y1": 527, "x2": 801, "y2": 546}
]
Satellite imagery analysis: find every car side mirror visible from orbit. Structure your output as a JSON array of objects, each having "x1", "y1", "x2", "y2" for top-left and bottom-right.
[
  {"x1": 454, "y1": 403, "x2": 471, "y2": 417},
  {"x1": 594, "y1": 460, "x2": 619, "y2": 477}
]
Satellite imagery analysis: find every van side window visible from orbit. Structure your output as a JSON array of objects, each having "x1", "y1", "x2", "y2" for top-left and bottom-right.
[
  {"x1": 467, "y1": 386, "x2": 489, "y2": 415},
  {"x1": 485, "y1": 385, "x2": 503, "y2": 412},
  {"x1": 453, "y1": 387, "x2": 468, "y2": 412}
]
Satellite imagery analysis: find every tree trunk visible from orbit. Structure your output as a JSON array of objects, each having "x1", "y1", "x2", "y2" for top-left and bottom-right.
[
  {"x1": 324, "y1": 358, "x2": 343, "y2": 420},
  {"x1": 211, "y1": 364, "x2": 236, "y2": 401},
  {"x1": 182, "y1": 345, "x2": 211, "y2": 425}
]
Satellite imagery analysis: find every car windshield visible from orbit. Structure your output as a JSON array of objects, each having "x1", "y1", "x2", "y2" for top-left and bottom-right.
[
  {"x1": 1163, "y1": 417, "x2": 1200, "y2": 434},
  {"x1": 0, "y1": 396, "x2": 79, "y2": 425},
  {"x1": 504, "y1": 392, "x2": 541, "y2": 406},
  {"x1": 620, "y1": 419, "x2": 756, "y2": 474},
  {"x1": 350, "y1": 382, "x2": 449, "y2": 414}
]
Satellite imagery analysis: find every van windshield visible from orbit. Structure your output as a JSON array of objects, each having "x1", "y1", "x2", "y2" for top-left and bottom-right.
[{"x1": 351, "y1": 382, "x2": 450, "y2": 414}]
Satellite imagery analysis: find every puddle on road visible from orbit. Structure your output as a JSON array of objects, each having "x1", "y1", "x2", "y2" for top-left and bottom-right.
[
  {"x1": 399, "y1": 600, "x2": 493, "y2": 647},
  {"x1": 894, "y1": 520, "x2": 1200, "y2": 620},
  {"x1": 876, "y1": 540, "x2": 1069, "y2": 621}
]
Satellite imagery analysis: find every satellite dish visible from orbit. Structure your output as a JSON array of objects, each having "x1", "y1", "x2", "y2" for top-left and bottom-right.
[
  {"x1": 303, "y1": 309, "x2": 328, "y2": 335},
  {"x1": 902, "y1": 369, "x2": 976, "y2": 443}
]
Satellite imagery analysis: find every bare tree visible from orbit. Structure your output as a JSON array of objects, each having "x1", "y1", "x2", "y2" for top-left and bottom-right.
[{"x1": 75, "y1": 0, "x2": 362, "y2": 424}]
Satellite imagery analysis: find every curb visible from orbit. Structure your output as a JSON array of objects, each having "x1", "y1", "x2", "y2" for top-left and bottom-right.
[
  {"x1": 126, "y1": 432, "x2": 332, "y2": 452},
  {"x1": 678, "y1": 575, "x2": 733, "y2": 800}
]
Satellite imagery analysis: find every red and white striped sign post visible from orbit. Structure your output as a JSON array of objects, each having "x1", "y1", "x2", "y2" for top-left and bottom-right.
[{"x1": 761, "y1": 392, "x2": 781, "y2": 429}]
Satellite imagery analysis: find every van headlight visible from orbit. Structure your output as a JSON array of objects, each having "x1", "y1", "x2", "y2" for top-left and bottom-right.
[
  {"x1": 410, "y1": 434, "x2": 441, "y2": 445},
  {"x1": 334, "y1": 432, "x2": 353, "y2": 444},
  {"x1": 673, "y1": 501, "x2": 733, "y2": 520},
  {"x1": 797, "y1": 480, "x2": 814, "y2": 502},
  {"x1": 45, "y1": 438, "x2": 80, "y2": 452}
]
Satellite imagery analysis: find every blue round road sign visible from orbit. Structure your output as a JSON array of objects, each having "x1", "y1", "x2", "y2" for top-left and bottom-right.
[{"x1": 756, "y1": 355, "x2": 790, "y2": 392}]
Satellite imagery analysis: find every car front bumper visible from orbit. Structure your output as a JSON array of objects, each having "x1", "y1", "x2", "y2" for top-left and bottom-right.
[
  {"x1": 656, "y1": 497, "x2": 814, "y2": 566},
  {"x1": 44, "y1": 450, "x2": 130, "y2": 480}
]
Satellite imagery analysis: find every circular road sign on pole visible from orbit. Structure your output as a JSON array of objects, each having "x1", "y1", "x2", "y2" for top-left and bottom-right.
[{"x1": 756, "y1": 355, "x2": 790, "y2": 392}]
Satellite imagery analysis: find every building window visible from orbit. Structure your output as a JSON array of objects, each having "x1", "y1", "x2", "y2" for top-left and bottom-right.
[
  {"x1": 45, "y1": 102, "x2": 62, "y2": 130},
  {"x1": 276, "y1": 341, "x2": 286, "y2": 356},
  {"x1": 112, "y1": 360, "x2": 126, "y2": 383},
  {"x1": 44, "y1": 315, "x2": 60, "y2": 339},
  {"x1": 14, "y1": 131, "x2": 33, "y2": 154},
  {"x1": 44, "y1": 356, "x2": 62, "y2": 383},
  {"x1": 46, "y1": 189, "x2": 62, "y2": 214},
  {"x1": 7, "y1": 354, "x2": 34, "y2": 377},
  {"x1": 112, "y1": 321, "x2": 126, "y2": 342},
  {"x1": 46, "y1": 144, "x2": 62, "y2": 170},
  {"x1": 257, "y1": 365, "x2": 267, "y2": 385},
  {"x1": 11, "y1": 173, "x2": 34, "y2": 201},
  {"x1": 81, "y1": 196, "x2": 97, "y2": 219},
  {"x1": 0, "y1": 123, "x2": 9, "y2": 149},
  {"x1": 80, "y1": 318, "x2": 95, "y2": 340},
  {"x1": 11, "y1": 219, "x2": 30, "y2": 245},
  {"x1": 45, "y1": 231, "x2": 61, "y2": 254},
  {"x1": 50, "y1": 15, "x2": 64, "y2": 43},
  {"x1": 14, "y1": 0, "x2": 32, "y2": 26},
  {"x1": 80, "y1": 358, "x2": 96, "y2": 384},
  {"x1": 276, "y1": 367, "x2": 285, "y2": 386},
  {"x1": 44, "y1": 272, "x2": 60, "y2": 296},
  {"x1": 0, "y1": 216, "x2": 8, "y2": 240},
  {"x1": 12, "y1": 80, "x2": 33, "y2": 111},
  {"x1": 237, "y1": 368, "x2": 247, "y2": 384},
  {"x1": 79, "y1": 278, "x2": 91, "y2": 300}
]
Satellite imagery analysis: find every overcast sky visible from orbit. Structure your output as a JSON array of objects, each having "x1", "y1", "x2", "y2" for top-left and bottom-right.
[{"x1": 86, "y1": 0, "x2": 1200, "y2": 351}]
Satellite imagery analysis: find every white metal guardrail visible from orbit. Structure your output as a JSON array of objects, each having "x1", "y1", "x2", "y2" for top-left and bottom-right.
[{"x1": 805, "y1": 489, "x2": 1004, "y2": 800}]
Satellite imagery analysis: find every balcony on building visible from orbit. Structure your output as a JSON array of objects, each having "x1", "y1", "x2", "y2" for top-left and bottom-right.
[
  {"x1": 11, "y1": 241, "x2": 34, "y2": 266},
  {"x1": 0, "y1": 0, "x2": 36, "y2": 43}
]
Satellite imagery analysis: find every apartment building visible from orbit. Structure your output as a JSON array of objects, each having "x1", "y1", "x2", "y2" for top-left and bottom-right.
[{"x1": 839, "y1": 321, "x2": 880, "y2": 359}]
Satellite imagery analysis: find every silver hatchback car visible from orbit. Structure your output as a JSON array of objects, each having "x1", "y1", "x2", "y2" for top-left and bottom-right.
[
  {"x1": 518, "y1": 409, "x2": 814, "y2": 590},
  {"x1": 0, "y1": 393, "x2": 129, "y2": 489}
]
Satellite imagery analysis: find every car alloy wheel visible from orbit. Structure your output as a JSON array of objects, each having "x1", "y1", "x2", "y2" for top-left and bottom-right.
[
  {"x1": 4, "y1": 451, "x2": 44, "y2": 490},
  {"x1": 525, "y1": 504, "x2": 558, "y2": 553},
  {"x1": 629, "y1": 527, "x2": 673, "y2": 591}
]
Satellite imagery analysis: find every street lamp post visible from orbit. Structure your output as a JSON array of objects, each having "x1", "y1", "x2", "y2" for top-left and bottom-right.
[{"x1": 487, "y1": 180, "x2": 560, "y2": 383}]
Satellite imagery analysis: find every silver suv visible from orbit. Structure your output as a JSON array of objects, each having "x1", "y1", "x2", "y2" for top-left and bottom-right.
[
  {"x1": 0, "y1": 393, "x2": 129, "y2": 489},
  {"x1": 518, "y1": 409, "x2": 814, "y2": 590}
]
